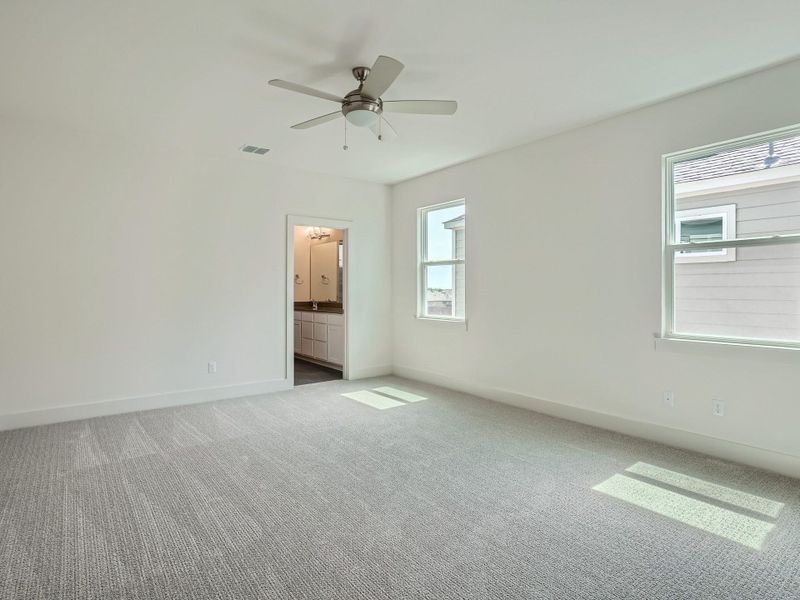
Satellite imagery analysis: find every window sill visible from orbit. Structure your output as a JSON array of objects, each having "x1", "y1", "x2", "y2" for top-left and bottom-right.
[
  {"x1": 654, "y1": 335, "x2": 800, "y2": 361},
  {"x1": 415, "y1": 315, "x2": 467, "y2": 325}
]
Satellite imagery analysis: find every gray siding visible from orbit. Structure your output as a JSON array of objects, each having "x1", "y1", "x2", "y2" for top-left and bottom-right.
[
  {"x1": 674, "y1": 181, "x2": 800, "y2": 341},
  {"x1": 454, "y1": 229, "x2": 465, "y2": 318}
]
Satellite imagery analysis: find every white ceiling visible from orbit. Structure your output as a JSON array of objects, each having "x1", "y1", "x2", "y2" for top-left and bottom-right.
[{"x1": 2, "y1": 0, "x2": 800, "y2": 184}]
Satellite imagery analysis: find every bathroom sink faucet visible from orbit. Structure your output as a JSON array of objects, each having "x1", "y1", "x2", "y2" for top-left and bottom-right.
[{"x1": 312, "y1": 301, "x2": 318, "y2": 311}]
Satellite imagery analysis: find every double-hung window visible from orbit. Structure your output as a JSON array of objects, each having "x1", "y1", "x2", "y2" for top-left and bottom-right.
[
  {"x1": 418, "y1": 199, "x2": 465, "y2": 320},
  {"x1": 663, "y1": 124, "x2": 800, "y2": 347}
]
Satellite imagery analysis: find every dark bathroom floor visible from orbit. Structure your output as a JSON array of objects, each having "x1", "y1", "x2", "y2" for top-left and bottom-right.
[{"x1": 294, "y1": 357, "x2": 343, "y2": 386}]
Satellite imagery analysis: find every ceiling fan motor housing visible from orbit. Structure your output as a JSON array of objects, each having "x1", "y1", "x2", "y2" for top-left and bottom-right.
[{"x1": 342, "y1": 90, "x2": 382, "y2": 126}]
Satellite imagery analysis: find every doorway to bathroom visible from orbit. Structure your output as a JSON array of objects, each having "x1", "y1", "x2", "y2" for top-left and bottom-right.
[{"x1": 286, "y1": 216, "x2": 350, "y2": 386}]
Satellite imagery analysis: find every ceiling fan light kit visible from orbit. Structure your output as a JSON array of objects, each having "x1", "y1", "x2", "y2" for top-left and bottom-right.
[
  {"x1": 268, "y1": 55, "x2": 457, "y2": 147},
  {"x1": 342, "y1": 94, "x2": 381, "y2": 127}
]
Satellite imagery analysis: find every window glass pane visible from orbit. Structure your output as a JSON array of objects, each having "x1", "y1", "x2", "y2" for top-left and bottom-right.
[
  {"x1": 680, "y1": 218, "x2": 723, "y2": 243},
  {"x1": 424, "y1": 264, "x2": 463, "y2": 317},
  {"x1": 677, "y1": 217, "x2": 724, "y2": 257},
  {"x1": 673, "y1": 134, "x2": 800, "y2": 241},
  {"x1": 673, "y1": 243, "x2": 800, "y2": 343},
  {"x1": 425, "y1": 203, "x2": 465, "y2": 261}
]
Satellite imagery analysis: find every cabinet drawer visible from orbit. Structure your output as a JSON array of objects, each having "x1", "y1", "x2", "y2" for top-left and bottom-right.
[
  {"x1": 313, "y1": 312, "x2": 328, "y2": 323},
  {"x1": 293, "y1": 311, "x2": 301, "y2": 321},
  {"x1": 301, "y1": 338, "x2": 314, "y2": 356},
  {"x1": 301, "y1": 312, "x2": 314, "y2": 322},
  {"x1": 327, "y1": 313, "x2": 344, "y2": 326},
  {"x1": 313, "y1": 341, "x2": 328, "y2": 361},
  {"x1": 301, "y1": 321, "x2": 314, "y2": 340},
  {"x1": 313, "y1": 323, "x2": 328, "y2": 342}
]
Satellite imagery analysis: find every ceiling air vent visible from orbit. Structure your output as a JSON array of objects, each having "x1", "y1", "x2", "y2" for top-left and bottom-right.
[{"x1": 241, "y1": 145, "x2": 270, "y2": 155}]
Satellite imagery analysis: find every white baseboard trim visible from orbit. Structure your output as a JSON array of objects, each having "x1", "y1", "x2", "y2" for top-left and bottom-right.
[
  {"x1": 348, "y1": 364, "x2": 393, "y2": 379},
  {"x1": 393, "y1": 365, "x2": 800, "y2": 480},
  {"x1": 0, "y1": 378, "x2": 291, "y2": 432}
]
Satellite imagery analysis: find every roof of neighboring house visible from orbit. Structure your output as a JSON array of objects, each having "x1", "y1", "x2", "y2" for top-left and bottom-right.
[
  {"x1": 674, "y1": 135, "x2": 800, "y2": 184},
  {"x1": 442, "y1": 215, "x2": 465, "y2": 229}
]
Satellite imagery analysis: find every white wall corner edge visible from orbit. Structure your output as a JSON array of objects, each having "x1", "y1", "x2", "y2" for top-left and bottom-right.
[
  {"x1": 348, "y1": 364, "x2": 394, "y2": 380},
  {"x1": 0, "y1": 378, "x2": 292, "y2": 432},
  {"x1": 392, "y1": 365, "x2": 800, "y2": 480}
]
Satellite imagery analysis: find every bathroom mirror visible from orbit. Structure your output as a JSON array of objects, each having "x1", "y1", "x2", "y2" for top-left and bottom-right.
[{"x1": 309, "y1": 240, "x2": 343, "y2": 302}]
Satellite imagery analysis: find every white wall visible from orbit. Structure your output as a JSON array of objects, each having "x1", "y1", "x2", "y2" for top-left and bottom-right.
[
  {"x1": 0, "y1": 117, "x2": 392, "y2": 428},
  {"x1": 391, "y1": 59, "x2": 800, "y2": 476}
]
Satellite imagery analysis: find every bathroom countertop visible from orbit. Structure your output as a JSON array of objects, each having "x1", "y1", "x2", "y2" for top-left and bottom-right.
[{"x1": 294, "y1": 302, "x2": 344, "y2": 314}]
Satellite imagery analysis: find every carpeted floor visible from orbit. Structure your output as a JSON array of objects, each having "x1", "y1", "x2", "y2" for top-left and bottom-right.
[{"x1": 1, "y1": 376, "x2": 799, "y2": 599}]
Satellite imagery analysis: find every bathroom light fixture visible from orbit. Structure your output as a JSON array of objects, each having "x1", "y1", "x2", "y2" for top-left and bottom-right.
[{"x1": 306, "y1": 227, "x2": 331, "y2": 240}]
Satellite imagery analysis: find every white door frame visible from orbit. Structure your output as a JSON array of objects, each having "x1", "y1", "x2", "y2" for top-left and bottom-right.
[{"x1": 286, "y1": 215, "x2": 352, "y2": 385}]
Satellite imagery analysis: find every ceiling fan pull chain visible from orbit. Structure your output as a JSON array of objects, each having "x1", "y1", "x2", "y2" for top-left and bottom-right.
[
  {"x1": 343, "y1": 119, "x2": 348, "y2": 151},
  {"x1": 378, "y1": 117, "x2": 383, "y2": 142}
]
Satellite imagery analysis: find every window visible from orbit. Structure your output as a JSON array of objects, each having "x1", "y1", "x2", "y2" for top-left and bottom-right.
[
  {"x1": 663, "y1": 125, "x2": 800, "y2": 347},
  {"x1": 675, "y1": 204, "x2": 736, "y2": 263},
  {"x1": 418, "y1": 199, "x2": 465, "y2": 320}
]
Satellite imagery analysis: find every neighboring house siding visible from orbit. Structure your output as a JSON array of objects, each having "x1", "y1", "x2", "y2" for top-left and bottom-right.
[
  {"x1": 455, "y1": 227, "x2": 465, "y2": 259},
  {"x1": 454, "y1": 228, "x2": 465, "y2": 318},
  {"x1": 674, "y1": 181, "x2": 800, "y2": 340}
]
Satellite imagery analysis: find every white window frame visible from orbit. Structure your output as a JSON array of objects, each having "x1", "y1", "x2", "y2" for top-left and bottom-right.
[
  {"x1": 417, "y1": 198, "x2": 466, "y2": 321},
  {"x1": 662, "y1": 123, "x2": 800, "y2": 349},
  {"x1": 674, "y1": 204, "x2": 736, "y2": 263}
]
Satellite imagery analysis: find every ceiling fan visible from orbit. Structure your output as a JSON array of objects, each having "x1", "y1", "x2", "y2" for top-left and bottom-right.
[{"x1": 269, "y1": 55, "x2": 457, "y2": 141}]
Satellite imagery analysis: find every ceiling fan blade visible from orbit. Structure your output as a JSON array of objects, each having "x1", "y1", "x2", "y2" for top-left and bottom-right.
[
  {"x1": 269, "y1": 79, "x2": 344, "y2": 103},
  {"x1": 369, "y1": 116, "x2": 398, "y2": 141},
  {"x1": 290, "y1": 111, "x2": 343, "y2": 130},
  {"x1": 361, "y1": 56, "x2": 404, "y2": 99},
  {"x1": 382, "y1": 100, "x2": 457, "y2": 115}
]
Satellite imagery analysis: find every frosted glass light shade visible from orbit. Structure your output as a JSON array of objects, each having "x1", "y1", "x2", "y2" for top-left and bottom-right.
[{"x1": 345, "y1": 109, "x2": 378, "y2": 127}]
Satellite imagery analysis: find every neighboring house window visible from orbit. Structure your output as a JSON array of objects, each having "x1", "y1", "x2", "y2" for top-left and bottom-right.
[
  {"x1": 418, "y1": 199, "x2": 465, "y2": 320},
  {"x1": 663, "y1": 126, "x2": 800, "y2": 347},
  {"x1": 675, "y1": 204, "x2": 736, "y2": 263}
]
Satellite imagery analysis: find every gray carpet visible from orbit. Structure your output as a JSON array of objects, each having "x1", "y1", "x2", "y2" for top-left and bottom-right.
[{"x1": 1, "y1": 376, "x2": 799, "y2": 599}]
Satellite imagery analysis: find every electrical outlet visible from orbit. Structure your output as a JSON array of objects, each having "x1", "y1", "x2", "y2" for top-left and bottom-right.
[
  {"x1": 208, "y1": 361, "x2": 217, "y2": 374},
  {"x1": 713, "y1": 399, "x2": 725, "y2": 417},
  {"x1": 663, "y1": 391, "x2": 675, "y2": 408}
]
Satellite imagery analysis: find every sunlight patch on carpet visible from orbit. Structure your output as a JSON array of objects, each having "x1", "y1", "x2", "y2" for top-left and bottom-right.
[
  {"x1": 594, "y1": 473, "x2": 774, "y2": 550},
  {"x1": 341, "y1": 390, "x2": 404, "y2": 410},
  {"x1": 373, "y1": 386, "x2": 427, "y2": 403},
  {"x1": 625, "y1": 462, "x2": 784, "y2": 518}
]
